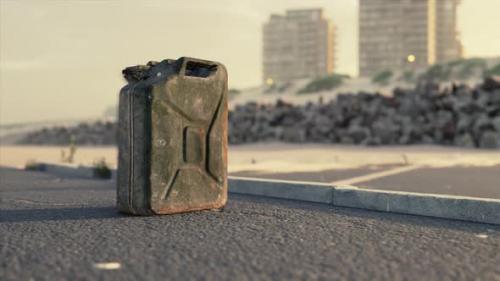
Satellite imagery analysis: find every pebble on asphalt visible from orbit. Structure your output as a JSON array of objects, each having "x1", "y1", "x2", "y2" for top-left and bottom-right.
[{"x1": 93, "y1": 262, "x2": 121, "y2": 270}]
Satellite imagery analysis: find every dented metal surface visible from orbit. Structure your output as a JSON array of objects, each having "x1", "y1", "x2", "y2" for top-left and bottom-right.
[{"x1": 117, "y1": 57, "x2": 228, "y2": 215}]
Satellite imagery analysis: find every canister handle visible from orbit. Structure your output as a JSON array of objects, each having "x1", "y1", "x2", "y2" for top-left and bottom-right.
[{"x1": 179, "y1": 57, "x2": 218, "y2": 78}]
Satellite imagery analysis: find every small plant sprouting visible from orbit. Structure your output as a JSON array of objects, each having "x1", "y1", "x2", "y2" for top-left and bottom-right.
[
  {"x1": 92, "y1": 158, "x2": 112, "y2": 180},
  {"x1": 61, "y1": 135, "x2": 78, "y2": 163},
  {"x1": 24, "y1": 159, "x2": 45, "y2": 171}
]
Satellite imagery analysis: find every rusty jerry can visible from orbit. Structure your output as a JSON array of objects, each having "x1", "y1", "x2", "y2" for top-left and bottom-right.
[{"x1": 117, "y1": 57, "x2": 228, "y2": 215}]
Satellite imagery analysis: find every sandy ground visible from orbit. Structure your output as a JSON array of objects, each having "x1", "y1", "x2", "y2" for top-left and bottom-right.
[
  {"x1": 229, "y1": 143, "x2": 500, "y2": 171},
  {"x1": 0, "y1": 145, "x2": 118, "y2": 169},
  {"x1": 2, "y1": 143, "x2": 500, "y2": 172},
  {"x1": 2, "y1": 143, "x2": 499, "y2": 199}
]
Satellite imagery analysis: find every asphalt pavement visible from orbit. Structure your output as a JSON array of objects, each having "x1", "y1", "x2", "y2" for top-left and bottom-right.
[
  {"x1": 1, "y1": 167, "x2": 500, "y2": 280},
  {"x1": 231, "y1": 164, "x2": 500, "y2": 199}
]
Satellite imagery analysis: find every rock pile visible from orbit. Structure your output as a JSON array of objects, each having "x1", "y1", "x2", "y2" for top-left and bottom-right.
[
  {"x1": 18, "y1": 121, "x2": 116, "y2": 146},
  {"x1": 229, "y1": 77, "x2": 500, "y2": 148},
  {"x1": 17, "y1": 77, "x2": 500, "y2": 149}
]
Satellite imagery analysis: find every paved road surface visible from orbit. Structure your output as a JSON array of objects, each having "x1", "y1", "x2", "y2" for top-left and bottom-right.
[
  {"x1": 231, "y1": 164, "x2": 500, "y2": 199},
  {"x1": 1, "y1": 168, "x2": 500, "y2": 280}
]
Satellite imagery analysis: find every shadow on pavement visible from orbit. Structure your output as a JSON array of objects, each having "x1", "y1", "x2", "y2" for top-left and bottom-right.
[{"x1": 0, "y1": 206, "x2": 126, "y2": 223}]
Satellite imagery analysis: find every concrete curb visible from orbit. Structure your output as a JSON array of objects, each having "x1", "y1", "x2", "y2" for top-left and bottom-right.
[
  {"x1": 332, "y1": 186, "x2": 500, "y2": 225},
  {"x1": 228, "y1": 176, "x2": 334, "y2": 204},
  {"x1": 31, "y1": 163, "x2": 500, "y2": 225},
  {"x1": 229, "y1": 177, "x2": 500, "y2": 225}
]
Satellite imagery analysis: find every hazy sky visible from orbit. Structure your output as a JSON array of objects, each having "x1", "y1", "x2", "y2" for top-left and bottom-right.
[{"x1": 1, "y1": 0, "x2": 499, "y2": 124}]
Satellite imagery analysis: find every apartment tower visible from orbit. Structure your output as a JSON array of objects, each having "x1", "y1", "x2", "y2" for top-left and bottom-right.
[
  {"x1": 359, "y1": 0, "x2": 462, "y2": 77},
  {"x1": 263, "y1": 9, "x2": 336, "y2": 84}
]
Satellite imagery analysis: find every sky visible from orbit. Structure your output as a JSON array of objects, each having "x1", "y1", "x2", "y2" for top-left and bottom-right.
[{"x1": 1, "y1": 0, "x2": 500, "y2": 125}]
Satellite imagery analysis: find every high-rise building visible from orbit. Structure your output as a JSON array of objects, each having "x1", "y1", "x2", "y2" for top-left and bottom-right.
[
  {"x1": 263, "y1": 9, "x2": 336, "y2": 84},
  {"x1": 359, "y1": 0, "x2": 462, "y2": 77}
]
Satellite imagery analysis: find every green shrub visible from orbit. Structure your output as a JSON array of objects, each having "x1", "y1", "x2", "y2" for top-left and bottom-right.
[
  {"x1": 419, "y1": 58, "x2": 488, "y2": 82},
  {"x1": 278, "y1": 82, "x2": 293, "y2": 93},
  {"x1": 372, "y1": 70, "x2": 393, "y2": 85},
  {"x1": 264, "y1": 83, "x2": 277, "y2": 94},
  {"x1": 401, "y1": 70, "x2": 415, "y2": 83},
  {"x1": 418, "y1": 62, "x2": 453, "y2": 82},
  {"x1": 431, "y1": 64, "x2": 450, "y2": 81},
  {"x1": 446, "y1": 59, "x2": 464, "y2": 67},
  {"x1": 457, "y1": 58, "x2": 486, "y2": 79},
  {"x1": 484, "y1": 63, "x2": 500, "y2": 77},
  {"x1": 24, "y1": 160, "x2": 45, "y2": 171},
  {"x1": 92, "y1": 158, "x2": 112, "y2": 179},
  {"x1": 228, "y1": 89, "x2": 241, "y2": 96},
  {"x1": 298, "y1": 74, "x2": 348, "y2": 94}
]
